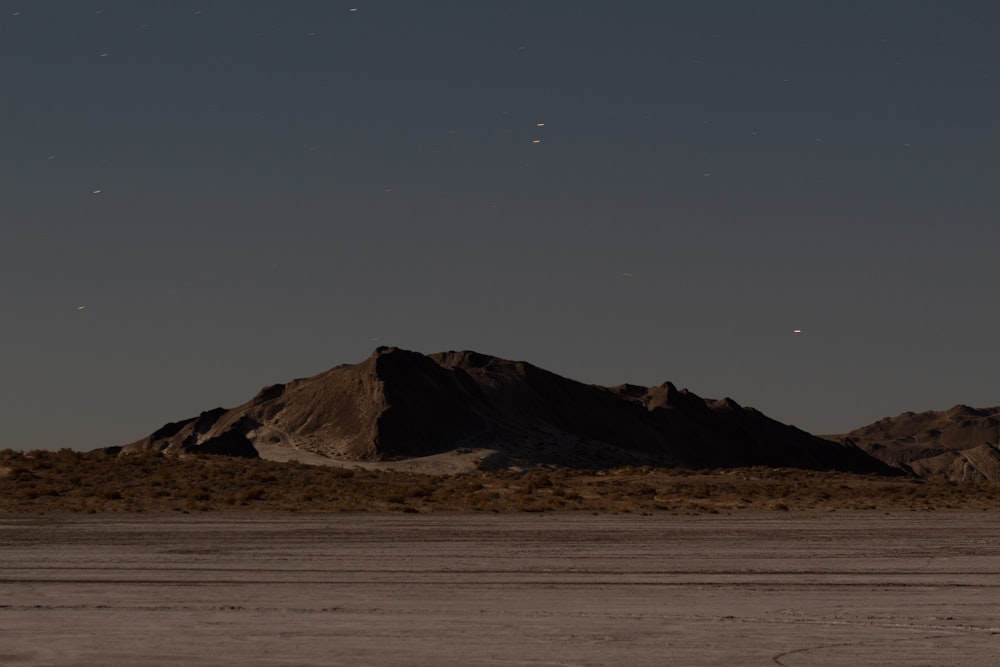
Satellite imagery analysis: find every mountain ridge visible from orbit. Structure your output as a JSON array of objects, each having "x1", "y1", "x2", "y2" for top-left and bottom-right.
[
  {"x1": 117, "y1": 347, "x2": 893, "y2": 474},
  {"x1": 834, "y1": 404, "x2": 1000, "y2": 481}
]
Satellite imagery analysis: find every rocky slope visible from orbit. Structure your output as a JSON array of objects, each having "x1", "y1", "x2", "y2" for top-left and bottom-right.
[
  {"x1": 836, "y1": 405, "x2": 1000, "y2": 481},
  {"x1": 119, "y1": 347, "x2": 892, "y2": 473}
]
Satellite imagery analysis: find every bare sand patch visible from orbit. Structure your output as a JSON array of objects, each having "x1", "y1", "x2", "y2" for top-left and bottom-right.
[{"x1": 254, "y1": 441, "x2": 500, "y2": 474}]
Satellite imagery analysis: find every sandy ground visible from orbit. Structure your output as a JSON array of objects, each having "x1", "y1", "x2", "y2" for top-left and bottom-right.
[
  {"x1": 253, "y1": 442, "x2": 500, "y2": 473},
  {"x1": 1, "y1": 512, "x2": 999, "y2": 666}
]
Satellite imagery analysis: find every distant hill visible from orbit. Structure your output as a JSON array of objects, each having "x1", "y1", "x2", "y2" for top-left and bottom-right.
[
  {"x1": 835, "y1": 405, "x2": 1000, "y2": 481},
  {"x1": 118, "y1": 347, "x2": 892, "y2": 474}
]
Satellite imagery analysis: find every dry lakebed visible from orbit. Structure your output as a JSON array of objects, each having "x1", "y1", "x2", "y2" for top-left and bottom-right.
[{"x1": 1, "y1": 511, "x2": 999, "y2": 666}]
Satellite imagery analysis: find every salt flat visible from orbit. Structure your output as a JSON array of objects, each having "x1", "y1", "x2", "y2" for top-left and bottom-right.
[{"x1": 1, "y1": 512, "x2": 998, "y2": 666}]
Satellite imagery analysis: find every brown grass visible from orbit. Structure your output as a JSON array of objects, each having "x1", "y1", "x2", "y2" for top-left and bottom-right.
[{"x1": 1, "y1": 449, "x2": 998, "y2": 513}]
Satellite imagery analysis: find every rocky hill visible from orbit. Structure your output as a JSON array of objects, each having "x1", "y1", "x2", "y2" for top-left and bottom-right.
[
  {"x1": 118, "y1": 347, "x2": 892, "y2": 474},
  {"x1": 836, "y1": 405, "x2": 1000, "y2": 481}
]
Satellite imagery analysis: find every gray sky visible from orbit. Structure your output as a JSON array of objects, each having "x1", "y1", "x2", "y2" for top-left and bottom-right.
[{"x1": 3, "y1": 0, "x2": 999, "y2": 450}]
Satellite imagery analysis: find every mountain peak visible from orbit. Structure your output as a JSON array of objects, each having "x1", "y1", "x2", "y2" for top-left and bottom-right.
[{"x1": 118, "y1": 348, "x2": 893, "y2": 474}]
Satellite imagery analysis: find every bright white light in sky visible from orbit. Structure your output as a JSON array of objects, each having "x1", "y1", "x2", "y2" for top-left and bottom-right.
[{"x1": 793, "y1": 329, "x2": 802, "y2": 334}]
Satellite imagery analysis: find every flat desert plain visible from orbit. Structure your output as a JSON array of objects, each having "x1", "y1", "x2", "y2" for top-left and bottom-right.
[{"x1": 1, "y1": 512, "x2": 999, "y2": 666}]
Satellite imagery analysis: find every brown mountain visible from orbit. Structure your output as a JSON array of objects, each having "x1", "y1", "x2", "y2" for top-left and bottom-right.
[
  {"x1": 835, "y1": 405, "x2": 1000, "y2": 481},
  {"x1": 119, "y1": 347, "x2": 892, "y2": 473}
]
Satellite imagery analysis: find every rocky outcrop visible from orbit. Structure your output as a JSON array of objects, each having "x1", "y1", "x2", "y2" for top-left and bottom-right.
[{"x1": 835, "y1": 405, "x2": 1000, "y2": 480}]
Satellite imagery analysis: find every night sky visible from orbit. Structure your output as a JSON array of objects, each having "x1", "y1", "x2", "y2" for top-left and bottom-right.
[{"x1": 3, "y1": 1, "x2": 1000, "y2": 450}]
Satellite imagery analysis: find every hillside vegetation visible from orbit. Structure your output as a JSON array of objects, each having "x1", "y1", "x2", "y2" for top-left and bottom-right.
[{"x1": 2, "y1": 449, "x2": 998, "y2": 513}]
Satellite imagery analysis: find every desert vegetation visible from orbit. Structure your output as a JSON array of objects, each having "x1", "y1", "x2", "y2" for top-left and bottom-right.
[{"x1": 1, "y1": 448, "x2": 998, "y2": 513}]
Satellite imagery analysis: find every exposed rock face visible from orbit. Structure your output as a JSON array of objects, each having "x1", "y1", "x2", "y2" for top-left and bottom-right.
[
  {"x1": 120, "y1": 347, "x2": 892, "y2": 473},
  {"x1": 123, "y1": 409, "x2": 258, "y2": 459},
  {"x1": 836, "y1": 405, "x2": 1000, "y2": 480}
]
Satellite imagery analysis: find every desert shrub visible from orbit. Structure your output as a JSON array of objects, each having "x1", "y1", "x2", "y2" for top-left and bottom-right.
[
  {"x1": 236, "y1": 486, "x2": 266, "y2": 503},
  {"x1": 517, "y1": 499, "x2": 553, "y2": 512},
  {"x1": 408, "y1": 484, "x2": 433, "y2": 498},
  {"x1": 6, "y1": 448, "x2": 1000, "y2": 512},
  {"x1": 691, "y1": 484, "x2": 712, "y2": 498},
  {"x1": 7, "y1": 467, "x2": 36, "y2": 481},
  {"x1": 527, "y1": 471, "x2": 553, "y2": 487},
  {"x1": 517, "y1": 482, "x2": 537, "y2": 496}
]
